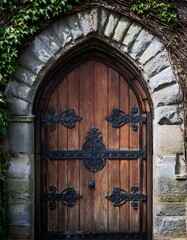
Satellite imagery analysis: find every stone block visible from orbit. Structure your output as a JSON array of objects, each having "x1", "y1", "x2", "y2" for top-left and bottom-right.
[
  {"x1": 154, "y1": 179, "x2": 187, "y2": 195},
  {"x1": 8, "y1": 155, "x2": 34, "y2": 179},
  {"x1": 78, "y1": 8, "x2": 99, "y2": 35},
  {"x1": 65, "y1": 14, "x2": 83, "y2": 40},
  {"x1": 52, "y1": 18, "x2": 72, "y2": 46},
  {"x1": 150, "y1": 67, "x2": 176, "y2": 92},
  {"x1": 138, "y1": 38, "x2": 164, "y2": 65},
  {"x1": 19, "y1": 51, "x2": 45, "y2": 75},
  {"x1": 7, "y1": 80, "x2": 33, "y2": 103},
  {"x1": 14, "y1": 66, "x2": 37, "y2": 87},
  {"x1": 154, "y1": 164, "x2": 176, "y2": 180},
  {"x1": 8, "y1": 178, "x2": 33, "y2": 203},
  {"x1": 153, "y1": 124, "x2": 184, "y2": 155},
  {"x1": 9, "y1": 203, "x2": 32, "y2": 225},
  {"x1": 154, "y1": 216, "x2": 186, "y2": 237},
  {"x1": 122, "y1": 22, "x2": 142, "y2": 48},
  {"x1": 130, "y1": 29, "x2": 154, "y2": 58},
  {"x1": 104, "y1": 13, "x2": 120, "y2": 38},
  {"x1": 38, "y1": 28, "x2": 61, "y2": 55},
  {"x1": 154, "y1": 155, "x2": 177, "y2": 165},
  {"x1": 7, "y1": 96, "x2": 31, "y2": 116},
  {"x1": 29, "y1": 37, "x2": 54, "y2": 64},
  {"x1": 154, "y1": 203, "x2": 186, "y2": 216},
  {"x1": 9, "y1": 224, "x2": 32, "y2": 239},
  {"x1": 98, "y1": 8, "x2": 110, "y2": 35},
  {"x1": 159, "y1": 194, "x2": 187, "y2": 202},
  {"x1": 144, "y1": 50, "x2": 170, "y2": 78},
  {"x1": 7, "y1": 121, "x2": 34, "y2": 154},
  {"x1": 155, "y1": 105, "x2": 183, "y2": 125},
  {"x1": 152, "y1": 83, "x2": 183, "y2": 107},
  {"x1": 113, "y1": 16, "x2": 131, "y2": 42}
]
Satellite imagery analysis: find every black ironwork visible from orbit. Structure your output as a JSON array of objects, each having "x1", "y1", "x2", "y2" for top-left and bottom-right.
[
  {"x1": 105, "y1": 107, "x2": 146, "y2": 131},
  {"x1": 42, "y1": 232, "x2": 147, "y2": 239},
  {"x1": 105, "y1": 186, "x2": 146, "y2": 209},
  {"x1": 88, "y1": 180, "x2": 95, "y2": 189},
  {"x1": 41, "y1": 108, "x2": 82, "y2": 131},
  {"x1": 82, "y1": 127, "x2": 106, "y2": 172},
  {"x1": 41, "y1": 127, "x2": 146, "y2": 172},
  {"x1": 42, "y1": 185, "x2": 81, "y2": 209},
  {"x1": 41, "y1": 149, "x2": 146, "y2": 160}
]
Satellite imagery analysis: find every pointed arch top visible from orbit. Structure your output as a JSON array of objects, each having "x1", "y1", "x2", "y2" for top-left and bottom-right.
[{"x1": 6, "y1": 7, "x2": 182, "y2": 117}]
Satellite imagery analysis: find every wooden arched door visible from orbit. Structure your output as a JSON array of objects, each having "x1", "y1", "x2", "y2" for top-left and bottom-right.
[{"x1": 36, "y1": 58, "x2": 152, "y2": 239}]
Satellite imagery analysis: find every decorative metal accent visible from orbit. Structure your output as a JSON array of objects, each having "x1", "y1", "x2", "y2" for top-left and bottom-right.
[
  {"x1": 42, "y1": 232, "x2": 147, "y2": 239},
  {"x1": 41, "y1": 127, "x2": 147, "y2": 172},
  {"x1": 105, "y1": 107, "x2": 146, "y2": 131},
  {"x1": 82, "y1": 127, "x2": 106, "y2": 172},
  {"x1": 42, "y1": 185, "x2": 81, "y2": 209},
  {"x1": 41, "y1": 108, "x2": 82, "y2": 131},
  {"x1": 41, "y1": 149, "x2": 147, "y2": 160},
  {"x1": 105, "y1": 185, "x2": 146, "y2": 209},
  {"x1": 88, "y1": 180, "x2": 95, "y2": 189}
]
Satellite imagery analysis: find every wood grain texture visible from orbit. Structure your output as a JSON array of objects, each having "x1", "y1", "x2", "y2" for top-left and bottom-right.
[{"x1": 41, "y1": 60, "x2": 149, "y2": 236}]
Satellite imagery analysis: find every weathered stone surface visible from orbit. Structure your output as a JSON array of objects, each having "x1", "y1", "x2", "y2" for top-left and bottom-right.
[
  {"x1": 113, "y1": 16, "x2": 131, "y2": 42},
  {"x1": 19, "y1": 51, "x2": 45, "y2": 75},
  {"x1": 152, "y1": 83, "x2": 183, "y2": 107},
  {"x1": 7, "y1": 121, "x2": 34, "y2": 154},
  {"x1": 138, "y1": 38, "x2": 164, "y2": 65},
  {"x1": 155, "y1": 105, "x2": 183, "y2": 125},
  {"x1": 8, "y1": 178, "x2": 33, "y2": 203},
  {"x1": 175, "y1": 154, "x2": 186, "y2": 175},
  {"x1": 65, "y1": 14, "x2": 83, "y2": 40},
  {"x1": 130, "y1": 29, "x2": 154, "y2": 58},
  {"x1": 78, "y1": 8, "x2": 99, "y2": 35},
  {"x1": 38, "y1": 28, "x2": 61, "y2": 55},
  {"x1": 52, "y1": 18, "x2": 72, "y2": 46},
  {"x1": 9, "y1": 225, "x2": 32, "y2": 239},
  {"x1": 154, "y1": 164, "x2": 176, "y2": 180},
  {"x1": 155, "y1": 203, "x2": 186, "y2": 216},
  {"x1": 154, "y1": 155, "x2": 177, "y2": 165},
  {"x1": 98, "y1": 8, "x2": 110, "y2": 34},
  {"x1": 6, "y1": 80, "x2": 33, "y2": 103},
  {"x1": 29, "y1": 37, "x2": 54, "y2": 64},
  {"x1": 104, "y1": 13, "x2": 120, "y2": 38},
  {"x1": 9, "y1": 203, "x2": 32, "y2": 225},
  {"x1": 150, "y1": 67, "x2": 176, "y2": 92},
  {"x1": 155, "y1": 179, "x2": 187, "y2": 195},
  {"x1": 155, "y1": 217, "x2": 186, "y2": 237},
  {"x1": 6, "y1": 96, "x2": 31, "y2": 116},
  {"x1": 153, "y1": 124, "x2": 184, "y2": 155},
  {"x1": 122, "y1": 22, "x2": 142, "y2": 48},
  {"x1": 15, "y1": 66, "x2": 37, "y2": 87},
  {"x1": 159, "y1": 194, "x2": 187, "y2": 202},
  {"x1": 144, "y1": 50, "x2": 170, "y2": 78},
  {"x1": 8, "y1": 155, "x2": 34, "y2": 179}
]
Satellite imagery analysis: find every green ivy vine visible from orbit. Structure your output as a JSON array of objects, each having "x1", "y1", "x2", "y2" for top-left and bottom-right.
[
  {"x1": 0, "y1": 0, "x2": 184, "y2": 239},
  {"x1": 0, "y1": 1, "x2": 86, "y2": 238},
  {"x1": 129, "y1": 0, "x2": 179, "y2": 25}
]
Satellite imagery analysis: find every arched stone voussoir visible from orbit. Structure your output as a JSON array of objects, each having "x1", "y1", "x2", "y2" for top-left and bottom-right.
[{"x1": 6, "y1": 7, "x2": 181, "y2": 116}]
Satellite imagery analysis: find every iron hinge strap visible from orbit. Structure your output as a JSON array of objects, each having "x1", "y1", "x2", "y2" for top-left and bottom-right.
[{"x1": 41, "y1": 150, "x2": 147, "y2": 160}]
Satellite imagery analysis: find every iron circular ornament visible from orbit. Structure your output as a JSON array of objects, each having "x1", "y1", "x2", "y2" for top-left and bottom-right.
[{"x1": 82, "y1": 127, "x2": 107, "y2": 172}]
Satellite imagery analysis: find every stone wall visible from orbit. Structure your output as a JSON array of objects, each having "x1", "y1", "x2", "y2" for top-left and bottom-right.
[{"x1": 5, "y1": 6, "x2": 187, "y2": 240}]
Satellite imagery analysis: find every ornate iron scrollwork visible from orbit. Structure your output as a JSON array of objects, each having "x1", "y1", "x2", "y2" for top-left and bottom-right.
[
  {"x1": 41, "y1": 108, "x2": 82, "y2": 131},
  {"x1": 105, "y1": 185, "x2": 146, "y2": 209},
  {"x1": 105, "y1": 107, "x2": 146, "y2": 131},
  {"x1": 82, "y1": 127, "x2": 106, "y2": 172},
  {"x1": 42, "y1": 185, "x2": 81, "y2": 209}
]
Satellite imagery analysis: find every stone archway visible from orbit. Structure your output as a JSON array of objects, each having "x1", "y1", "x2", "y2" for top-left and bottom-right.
[{"x1": 6, "y1": 6, "x2": 186, "y2": 240}]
